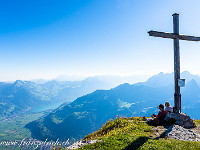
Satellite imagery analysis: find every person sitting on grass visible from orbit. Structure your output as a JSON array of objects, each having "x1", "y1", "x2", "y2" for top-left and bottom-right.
[
  {"x1": 164, "y1": 101, "x2": 173, "y2": 113},
  {"x1": 143, "y1": 104, "x2": 167, "y2": 126}
]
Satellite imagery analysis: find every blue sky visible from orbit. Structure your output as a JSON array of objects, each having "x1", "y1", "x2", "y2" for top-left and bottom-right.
[{"x1": 0, "y1": 0, "x2": 200, "y2": 81}]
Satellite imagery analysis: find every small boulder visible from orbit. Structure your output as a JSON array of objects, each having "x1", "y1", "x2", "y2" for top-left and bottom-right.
[{"x1": 164, "y1": 113, "x2": 195, "y2": 128}]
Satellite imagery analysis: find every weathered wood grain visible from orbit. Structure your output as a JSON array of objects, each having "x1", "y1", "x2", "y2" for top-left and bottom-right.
[{"x1": 148, "y1": 31, "x2": 200, "y2": 41}]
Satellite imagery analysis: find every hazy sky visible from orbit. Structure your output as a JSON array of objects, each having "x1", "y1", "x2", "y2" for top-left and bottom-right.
[{"x1": 0, "y1": 0, "x2": 200, "y2": 81}]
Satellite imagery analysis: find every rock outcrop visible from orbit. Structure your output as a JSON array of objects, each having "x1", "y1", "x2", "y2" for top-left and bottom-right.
[
  {"x1": 165, "y1": 125, "x2": 200, "y2": 141},
  {"x1": 67, "y1": 140, "x2": 102, "y2": 149},
  {"x1": 164, "y1": 113, "x2": 195, "y2": 128}
]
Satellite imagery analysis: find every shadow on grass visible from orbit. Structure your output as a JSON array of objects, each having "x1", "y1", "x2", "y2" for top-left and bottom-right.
[{"x1": 123, "y1": 136, "x2": 149, "y2": 150}]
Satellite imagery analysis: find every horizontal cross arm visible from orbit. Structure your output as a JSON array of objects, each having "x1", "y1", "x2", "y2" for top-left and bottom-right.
[
  {"x1": 179, "y1": 34, "x2": 200, "y2": 41},
  {"x1": 148, "y1": 30, "x2": 200, "y2": 41},
  {"x1": 148, "y1": 31, "x2": 177, "y2": 39}
]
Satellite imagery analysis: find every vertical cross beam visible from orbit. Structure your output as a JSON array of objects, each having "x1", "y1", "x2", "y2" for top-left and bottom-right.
[{"x1": 173, "y1": 13, "x2": 181, "y2": 113}]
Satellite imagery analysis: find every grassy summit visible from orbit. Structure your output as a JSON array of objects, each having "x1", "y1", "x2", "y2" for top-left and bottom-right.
[{"x1": 67, "y1": 117, "x2": 200, "y2": 150}]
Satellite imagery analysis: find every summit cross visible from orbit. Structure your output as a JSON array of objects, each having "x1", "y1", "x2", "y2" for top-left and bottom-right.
[{"x1": 148, "y1": 13, "x2": 200, "y2": 113}]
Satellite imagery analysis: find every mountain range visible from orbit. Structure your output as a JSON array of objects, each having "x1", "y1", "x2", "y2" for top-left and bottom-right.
[
  {"x1": 0, "y1": 77, "x2": 123, "y2": 117},
  {"x1": 25, "y1": 71, "x2": 200, "y2": 141}
]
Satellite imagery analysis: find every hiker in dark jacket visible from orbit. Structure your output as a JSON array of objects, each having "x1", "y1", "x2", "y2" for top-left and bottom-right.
[{"x1": 144, "y1": 104, "x2": 167, "y2": 126}]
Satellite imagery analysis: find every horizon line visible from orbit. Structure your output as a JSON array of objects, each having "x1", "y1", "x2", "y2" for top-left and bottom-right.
[{"x1": 0, "y1": 70, "x2": 198, "y2": 83}]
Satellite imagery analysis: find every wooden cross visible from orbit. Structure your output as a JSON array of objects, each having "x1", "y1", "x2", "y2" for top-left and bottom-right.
[{"x1": 148, "y1": 13, "x2": 200, "y2": 113}]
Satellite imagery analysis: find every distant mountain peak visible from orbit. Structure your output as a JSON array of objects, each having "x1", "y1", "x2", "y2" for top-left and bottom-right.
[
  {"x1": 13, "y1": 80, "x2": 32, "y2": 87},
  {"x1": 186, "y1": 79, "x2": 199, "y2": 88},
  {"x1": 181, "y1": 71, "x2": 192, "y2": 76},
  {"x1": 181, "y1": 71, "x2": 191, "y2": 74},
  {"x1": 14, "y1": 80, "x2": 25, "y2": 87},
  {"x1": 158, "y1": 72, "x2": 164, "y2": 75},
  {"x1": 15, "y1": 80, "x2": 23, "y2": 83}
]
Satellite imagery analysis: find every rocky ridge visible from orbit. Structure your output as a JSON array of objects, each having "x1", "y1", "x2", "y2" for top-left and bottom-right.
[{"x1": 66, "y1": 140, "x2": 102, "y2": 149}]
